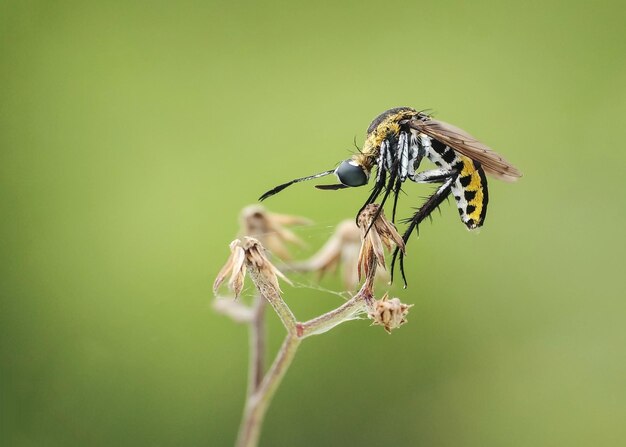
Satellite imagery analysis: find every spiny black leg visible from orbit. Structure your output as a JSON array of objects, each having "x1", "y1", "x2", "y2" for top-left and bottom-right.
[
  {"x1": 391, "y1": 175, "x2": 457, "y2": 287},
  {"x1": 399, "y1": 249, "x2": 406, "y2": 288},
  {"x1": 356, "y1": 167, "x2": 386, "y2": 225},
  {"x1": 391, "y1": 176, "x2": 403, "y2": 223},
  {"x1": 390, "y1": 240, "x2": 404, "y2": 286},
  {"x1": 364, "y1": 160, "x2": 398, "y2": 236}
]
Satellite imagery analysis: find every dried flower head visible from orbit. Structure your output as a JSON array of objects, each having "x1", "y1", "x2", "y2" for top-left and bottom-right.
[
  {"x1": 368, "y1": 293, "x2": 412, "y2": 333},
  {"x1": 213, "y1": 240, "x2": 247, "y2": 298},
  {"x1": 239, "y1": 205, "x2": 310, "y2": 260},
  {"x1": 357, "y1": 204, "x2": 405, "y2": 283},
  {"x1": 213, "y1": 237, "x2": 292, "y2": 299}
]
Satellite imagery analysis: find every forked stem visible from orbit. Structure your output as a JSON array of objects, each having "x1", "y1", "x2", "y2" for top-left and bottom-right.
[
  {"x1": 217, "y1": 204, "x2": 405, "y2": 447},
  {"x1": 298, "y1": 284, "x2": 372, "y2": 338},
  {"x1": 235, "y1": 266, "x2": 374, "y2": 447}
]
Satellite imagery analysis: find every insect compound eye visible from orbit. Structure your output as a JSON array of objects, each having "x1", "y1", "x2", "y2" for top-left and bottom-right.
[{"x1": 335, "y1": 160, "x2": 369, "y2": 187}]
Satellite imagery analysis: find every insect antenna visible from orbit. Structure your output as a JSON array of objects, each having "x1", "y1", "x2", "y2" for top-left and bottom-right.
[
  {"x1": 353, "y1": 136, "x2": 363, "y2": 154},
  {"x1": 417, "y1": 108, "x2": 435, "y2": 118},
  {"x1": 259, "y1": 169, "x2": 335, "y2": 201}
]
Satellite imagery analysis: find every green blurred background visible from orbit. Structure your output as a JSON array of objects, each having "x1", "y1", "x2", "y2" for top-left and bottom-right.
[{"x1": 1, "y1": 1, "x2": 625, "y2": 446}]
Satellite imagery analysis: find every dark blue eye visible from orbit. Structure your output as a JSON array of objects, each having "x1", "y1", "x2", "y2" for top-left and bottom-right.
[{"x1": 336, "y1": 160, "x2": 368, "y2": 187}]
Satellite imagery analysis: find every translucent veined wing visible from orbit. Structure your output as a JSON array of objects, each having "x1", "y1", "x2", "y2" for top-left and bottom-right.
[{"x1": 408, "y1": 117, "x2": 522, "y2": 182}]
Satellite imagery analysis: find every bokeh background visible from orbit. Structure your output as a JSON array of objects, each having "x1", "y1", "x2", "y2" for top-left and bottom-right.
[{"x1": 2, "y1": 1, "x2": 625, "y2": 446}]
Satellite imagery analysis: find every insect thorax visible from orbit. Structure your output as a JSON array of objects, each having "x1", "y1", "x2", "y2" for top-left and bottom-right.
[{"x1": 359, "y1": 107, "x2": 419, "y2": 165}]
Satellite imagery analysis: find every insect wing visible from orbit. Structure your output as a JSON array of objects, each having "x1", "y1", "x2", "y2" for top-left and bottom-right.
[{"x1": 409, "y1": 118, "x2": 522, "y2": 182}]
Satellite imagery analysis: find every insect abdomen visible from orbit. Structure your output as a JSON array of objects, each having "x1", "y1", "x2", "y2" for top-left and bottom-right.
[
  {"x1": 425, "y1": 138, "x2": 489, "y2": 229},
  {"x1": 452, "y1": 157, "x2": 489, "y2": 229}
]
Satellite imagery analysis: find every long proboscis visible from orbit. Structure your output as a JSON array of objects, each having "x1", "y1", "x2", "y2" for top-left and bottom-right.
[{"x1": 259, "y1": 169, "x2": 335, "y2": 201}]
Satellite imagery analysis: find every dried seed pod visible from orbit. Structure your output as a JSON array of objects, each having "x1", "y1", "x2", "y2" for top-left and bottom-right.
[{"x1": 368, "y1": 293, "x2": 412, "y2": 333}]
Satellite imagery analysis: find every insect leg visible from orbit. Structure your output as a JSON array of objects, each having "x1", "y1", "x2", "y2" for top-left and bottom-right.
[
  {"x1": 391, "y1": 171, "x2": 458, "y2": 287},
  {"x1": 398, "y1": 132, "x2": 409, "y2": 181},
  {"x1": 391, "y1": 176, "x2": 403, "y2": 223},
  {"x1": 376, "y1": 140, "x2": 388, "y2": 184},
  {"x1": 391, "y1": 132, "x2": 423, "y2": 222},
  {"x1": 363, "y1": 131, "x2": 413, "y2": 232},
  {"x1": 356, "y1": 165, "x2": 387, "y2": 225},
  {"x1": 357, "y1": 140, "x2": 390, "y2": 225},
  {"x1": 407, "y1": 134, "x2": 419, "y2": 178},
  {"x1": 409, "y1": 168, "x2": 454, "y2": 184},
  {"x1": 364, "y1": 158, "x2": 399, "y2": 235},
  {"x1": 356, "y1": 180, "x2": 384, "y2": 225}
]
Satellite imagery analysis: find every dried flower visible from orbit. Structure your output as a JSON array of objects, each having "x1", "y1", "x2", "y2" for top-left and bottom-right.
[
  {"x1": 368, "y1": 293, "x2": 412, "y2": 333},
  {"x1": 357, "y1": 204, "x2": 405, "y2": 284},
  {"x1": 213, "y1": 237, "x2": 292, "y2": 299},
  {"x1": 213, "y1": 240, "x2": 247, "y2": 298},
  {"x1": 242, "y1": 237, "x2": 292, "y2": 292},
  {"x1": 239, "y1": 205, "x2": 310, "y2": 260}
]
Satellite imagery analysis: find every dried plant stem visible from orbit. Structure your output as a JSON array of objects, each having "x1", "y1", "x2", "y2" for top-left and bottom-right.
[
  {"x1": 237, "y1": 265, "x2": 299, "y2": 447},
  {"x1": 298, "y1": 285, "x2": 372, "y2": 338},
  {"x1": 236, "y1": 264, "x2": 375, "y2": 447},
  {"x1": 248, "y1": 268, "x2": 297, "y2": 334},
  {"x1": 236, "y1": 333, "x2": 300, "y2": 447},
  {"x1": 247, "y1": 294, "x2": 266, "y2": 395}
]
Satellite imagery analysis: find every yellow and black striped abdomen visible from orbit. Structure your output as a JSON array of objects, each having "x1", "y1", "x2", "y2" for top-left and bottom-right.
[
  {"x1": 452, "y1": 156, "x2": 489, "y2": 229},
  {"x1": 425, "y1": 138, "x2": 489, "y2": 230}
]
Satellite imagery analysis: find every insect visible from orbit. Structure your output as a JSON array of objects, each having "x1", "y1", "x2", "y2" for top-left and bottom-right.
[{"x1": 259, "y1": 107, "x2": 522, "y2": 286}]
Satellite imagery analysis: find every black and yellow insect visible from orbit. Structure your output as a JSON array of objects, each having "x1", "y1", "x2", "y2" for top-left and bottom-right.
[{"x1": 259, "y1": 107, "x2": 522, "y2": 285}]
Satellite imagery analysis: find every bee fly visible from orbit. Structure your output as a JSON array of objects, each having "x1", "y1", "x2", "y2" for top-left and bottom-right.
[{"x1": 259, "y1": 107, "x2": 522, "y2": 286}]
